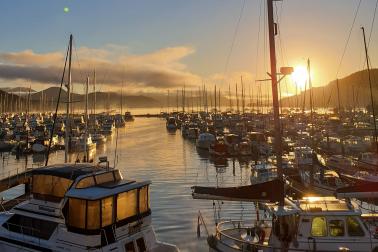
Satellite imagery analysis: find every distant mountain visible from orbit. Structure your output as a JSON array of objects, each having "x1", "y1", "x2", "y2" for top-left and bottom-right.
[
  {"x1": 280, "y1": 69, "x2": 378, "y2": 109},
  {"x1": 30, "y1": 87, "x2": 161, "y2": 110},
  {"x1": 0, "y1": 87, "x2": 36, "y2": 93}
]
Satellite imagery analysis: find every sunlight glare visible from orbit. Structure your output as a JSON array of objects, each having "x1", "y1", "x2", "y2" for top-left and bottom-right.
[{"x1": 291, "y1": 66, "x2": 308, "y2": 89}]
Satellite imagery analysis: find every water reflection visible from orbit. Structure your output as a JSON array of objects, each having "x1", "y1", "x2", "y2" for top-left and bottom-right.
[{"x1": 1, "y1": 118, "x2": 255, "y2": 252}]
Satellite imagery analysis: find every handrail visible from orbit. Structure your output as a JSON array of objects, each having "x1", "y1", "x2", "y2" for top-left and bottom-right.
[
  {"x1": 101, "y1": 228, "x2": 109, "y2": 246},
  {"x1": 5, "y1": 221, "x2": 43, "y2": 246},
  {"x1": 215, "y1": 220, "x2": 273, "y2": 250}
]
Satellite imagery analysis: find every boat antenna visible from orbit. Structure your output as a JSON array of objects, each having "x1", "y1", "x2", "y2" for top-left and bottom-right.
[
  {"x1": 267, "y1": 0, "x2": 284, "y2": 206},
  {"x1": 45, "y1": 38, "x2": 70, "y2": 166},
  {"x1": 362, "y1": 26, "x2": 378, "y2": 153}
]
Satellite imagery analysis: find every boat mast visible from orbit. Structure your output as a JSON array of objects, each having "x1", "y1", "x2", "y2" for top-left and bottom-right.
[
  {"x1": 120, "y1": 86, "x2": 123, "y2": 115},
  {"x1": 336, "y1": 78, "x2": 342, "y2": 115},
  {"x1": 93, "y1": 69, "x2": 96, "y2": 115},
  {"x1": 167, "y1": 90, "x2": 170, "y2": 113},
  {"x1": 84, "y1": 76, "x2": 89, "y2": 160},
  {"x1": 228, "y1": 84, "x2": 232, "y2": 111},
  {"x1": 308, "y1": 59, "x2": 315, "y2": 185},
  {"x1": 214, "y1": 85, "x2": 217, "y2": 114},
  {"x1": 362, "y1": 27, "x2": 378, "y2": 153},
  {"x1": 65, "y1": 34, "x2": 73, "y2": 163},
  {"x1": 267, "y1": 0, "x2": 283, "y2": 205},
  {"x1": 236, "y1": 83, "x2": 239, "y2": 114}
]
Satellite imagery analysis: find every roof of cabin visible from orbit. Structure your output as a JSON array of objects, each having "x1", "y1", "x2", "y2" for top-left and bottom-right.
[
  {"x1": 66, "y1": 180, "x2": 151, "y2": 200},
  {"x1": 298, "y1": 197, "x2": 357, "y2": 214},
  {"x1": 32, "y1": 163, "x2": 106, "y2": 180}
]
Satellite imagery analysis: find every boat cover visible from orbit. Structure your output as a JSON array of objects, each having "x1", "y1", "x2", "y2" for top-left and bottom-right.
[{"x1": 192, "y1": 179, "x2": 284, "y2": 203}]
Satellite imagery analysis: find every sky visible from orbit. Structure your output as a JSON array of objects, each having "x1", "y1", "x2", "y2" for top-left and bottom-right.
[{"x1": 0, "y1": 0, "x2": 377, "y2": 96}]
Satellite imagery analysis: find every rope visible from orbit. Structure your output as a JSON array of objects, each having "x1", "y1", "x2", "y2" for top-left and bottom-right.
[
  {"x1": 222, "y1": 0, "x2": 247, "y2": 85},
  {"x1": 325, "y1": 0, "x2": 362, "y2": 109}
]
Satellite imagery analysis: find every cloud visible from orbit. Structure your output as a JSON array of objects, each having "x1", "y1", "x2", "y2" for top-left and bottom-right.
[{"x1": 0, "y1": 45, "x2": 199, "y2": 91}]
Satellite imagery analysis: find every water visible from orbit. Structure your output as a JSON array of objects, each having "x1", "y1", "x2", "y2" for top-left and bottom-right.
[{"x1": 0, "y1": 117, "x2": 257, "y2": 251}]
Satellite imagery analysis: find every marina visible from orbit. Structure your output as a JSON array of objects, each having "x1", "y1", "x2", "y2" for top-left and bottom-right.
[{"x1": 0, "y1": 0, "x2": 378, "y2": 251}]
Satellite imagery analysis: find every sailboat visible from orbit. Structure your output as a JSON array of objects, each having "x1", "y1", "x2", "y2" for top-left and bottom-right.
[
  {"x1": 191, "y1": 1, "x2": 378, "y2": 251},
  {"x1": 0, "y1": 35, "x2": 179, "y2": 252}
]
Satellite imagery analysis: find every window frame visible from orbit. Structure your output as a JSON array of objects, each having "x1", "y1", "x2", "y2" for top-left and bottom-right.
[
  {"x1": 311, "y1": 216, "x2": 327, "y2": 237},
  {"x1": 346, "y1": 216, "x2": 365, "y2": 237},
  {"x1": 328, "y1": 219, "x2": 345, "y2": 237}
]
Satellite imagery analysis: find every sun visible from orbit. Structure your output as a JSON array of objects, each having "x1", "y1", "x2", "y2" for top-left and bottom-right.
[{"x1": 291, "y1": 66, "x2": 308, "y2": 89}]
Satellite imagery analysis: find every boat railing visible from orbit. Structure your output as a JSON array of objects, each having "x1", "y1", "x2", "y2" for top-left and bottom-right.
[
  {"x1": 215, "y1": 220, "x2": 274, "y2": 251},
  {"x1": 101, "y1": 228, "x2": 109, "y2": 246},
  {"x1": 4, "y1": 222, "x2": 42, "y2": 246}
]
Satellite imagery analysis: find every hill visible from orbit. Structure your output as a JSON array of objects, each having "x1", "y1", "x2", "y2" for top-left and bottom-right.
[{"x1": 280, "y1": 69, "x2": 378, "y2": 109}]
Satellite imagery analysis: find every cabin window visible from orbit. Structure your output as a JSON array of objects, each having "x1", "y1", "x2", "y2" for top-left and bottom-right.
[
  {"x1": 125, "y1": 241, "x2": 136, "y2": 252},
  {"x1": 347, "y1": 217, "x2": 364, "y2": 236},
  {"x1": 33, "y1": 175, "x2": 72, "y2": 200},
  {"x1": 87, "y1": 200, "x2": 100, "y2": 230},
  {"x1": 329, "y1": 220, "x2": 345, "y2": 237},
  {"x1": 139, "y1": 186, "x2": 149, "y2": 214},
  {"x1": 117, "y1": 190, "x2": 137, "y2": 221},
  {"x1": 76, "y1": 176, "x2": 95, "y2": 189},
  {"x1": 311, "y1": 217, "x2": 327, "y2": 237},
  {"x1": 68, "y1": 198, "x2": 86, "y2": 229},
  {"x1": 101, "y1": 196, "x2": 114, "y2": 227},
  {"x1": 96, "y1": 172, "x2": 115, "y2": 184},
  {"x1": 3, "y1": 214, "x2": 58, "y2": 240},
  {"x1": 136, "y1": 238, "x2": 147, "y2": 252}
]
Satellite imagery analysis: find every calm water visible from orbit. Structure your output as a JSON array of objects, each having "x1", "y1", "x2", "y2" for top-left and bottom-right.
[{"x1": 0, "y1": 117, "x2": 256, "y2": 251}]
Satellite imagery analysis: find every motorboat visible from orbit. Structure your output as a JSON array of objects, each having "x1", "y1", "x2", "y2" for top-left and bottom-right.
[
  {"x1": 209, "y1": 139, "x2": 227, "y2": 157},
  {"x1": 124, "y1": 112, "x2": 135, "y2": 122},
  {"x1": 69, "y1": 135, "x2": 96, "y2": 153},
  {"x1": 196, "y1": 132, "x2": 215, "y2": 150},
  {"x1": 250, "y1": 162, "x2": 277, "y2": 184},
  {"x1": 238, "y1": 141, "x2": 252, "y2": 156},
  {"x1": 166, "y1": 117, "x2": 177, "y2": 130},
  {"x1": 196, "y1": 194, "x2": 378, "y2": 251},
  {"x1": 0, "y1": 163, "x2": 179, "y2": 251},
  {"x1": 326, "y1": 154, "x2": 356, "y2": 175},
  {"x1": 91, "y1": 133, "x2": 107, "y2": 145},
  {"x1": 300, "y1": 169, "x2": 344, "y2": 196}
]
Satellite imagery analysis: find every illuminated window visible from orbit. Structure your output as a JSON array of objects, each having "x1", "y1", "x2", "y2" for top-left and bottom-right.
[
  {"x1": 347, "y1": 217, "x2": 364, "y2": 236},
  {"x1": 139, "y1": 186, "x2": 149, "y2": 214},
  {"x1": 329, "y1": 220, "x2": 345, "y2": 237},
  {"x1": 117, "y1": 190, "x2": 137, "y2": 221},
  {"x1": 33, "y1": 175, "x2": 72, "y2": 199},
  {"x1": 68, "y1": 198, "x2": 86, "y2": 229},
  {"x1": 96, "y1": 172, "x2": 114, "y2": 184},
  {"x1": 311, "y1": 217, "x2": 327, "y2": 237},
  {"x1": 101, "y1": 197, "x2": 114, "y2": 227},
  {"x1": 87, "y1": 200, "x2": 100, "y2": 230},
  {"x1": 76, "y1": 176, "x2": 95, "y2": 189}
]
